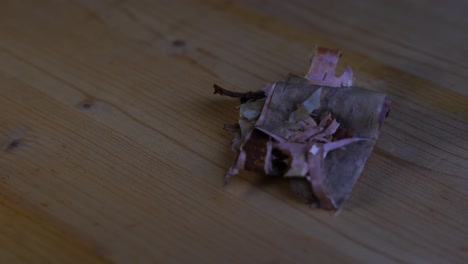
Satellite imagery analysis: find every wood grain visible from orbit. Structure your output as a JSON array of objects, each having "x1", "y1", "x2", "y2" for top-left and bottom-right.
[
  {"x1": 0, "y1": 193, "x2": 107, "y2": 263},
  {"x1": 0, "y1": 0, "x2": 466, "y2": 263},
  {"x1": 238, "y1": 0, "x2": 468, "y2": 96}
]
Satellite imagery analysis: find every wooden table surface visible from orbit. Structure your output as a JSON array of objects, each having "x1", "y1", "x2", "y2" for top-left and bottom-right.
[{"x1": 1, "y1": 0, "x2": 467, "y2": 263}]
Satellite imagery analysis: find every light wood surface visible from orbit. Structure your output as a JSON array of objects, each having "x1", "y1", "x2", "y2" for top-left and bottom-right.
[{"x1": 0, "y1": 0, "x2": 467, "y2": 263}]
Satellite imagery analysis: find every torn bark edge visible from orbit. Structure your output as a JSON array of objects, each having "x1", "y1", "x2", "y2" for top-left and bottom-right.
[
  {"x1": 378, "y1": 97, "x2": 392, "y2": 128},
  {"x1": 223, "y1": 126, "x2": 255, "y2": 185}
]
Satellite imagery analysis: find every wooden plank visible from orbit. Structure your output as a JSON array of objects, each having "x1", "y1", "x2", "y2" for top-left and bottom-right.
[
  {"x1": 237, "y1": 0, "x2": 468, "y2": 95},
  {"x1": 0, "y1": 0, "x2": 466, "y2": 263},
  {"x1": 0, "y1": 194, "x2": 108, "y2": 263}
]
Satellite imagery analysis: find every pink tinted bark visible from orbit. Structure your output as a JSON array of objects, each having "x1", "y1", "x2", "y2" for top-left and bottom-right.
[{"x1": 306, "y1": 47, "x2": 354, "y2": 87}]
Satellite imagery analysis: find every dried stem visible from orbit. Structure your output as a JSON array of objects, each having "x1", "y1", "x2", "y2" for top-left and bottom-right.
[{"x1": 213, "y1": 84, "x2": 265, "y2": 103}]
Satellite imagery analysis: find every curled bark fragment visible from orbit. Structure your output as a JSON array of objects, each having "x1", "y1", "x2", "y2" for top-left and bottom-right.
[{"x1": 215, "y1": 46, "x2": 391, "y2": 213}]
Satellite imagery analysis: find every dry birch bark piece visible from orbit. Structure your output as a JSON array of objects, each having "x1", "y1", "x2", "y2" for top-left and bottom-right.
[{"x1": 214, "y1": 47, "x2": 391, "y2": 213}]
